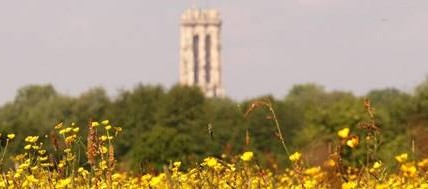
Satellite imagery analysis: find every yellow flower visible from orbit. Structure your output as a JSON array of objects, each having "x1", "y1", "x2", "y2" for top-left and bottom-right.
[
  {"x1": 337, "y1": 128, "x2": 350, "y2": 139},
  {"x1": 105, "y1": 125, "x2": 112, "y2": 130},
  {"x1": 39, "y1": 156, "x2": 48, "y2": 161},
  {"x1": 400, "y1": 162, "x2": 417, "y2": 177},
  {"x1": 25, "y1": 136, "x2": 39, "y2": 143},
  {"x1": 25, "y1": 175, "x2": 39, "y2": 183},
  {"x1": 72, "y1": 127, "x2": 79, "y2": 133},
  {"x1": 395, "y1": 153, "x2": 408, "y2": 163},
  {"x1": 102, "y1": 120, "x2": 109, "y2": 125},
  {"x1": 41, "y1": 163, "x2": 52, "y2": 168},
  {"x1": 65, "y1": 127, "x2": 72, "y2": 133},
  {"x1": 373, "y1": 161, "x2": 382, "y2": 169},
  {"x1": 324, "y1": 159, "x2": 336, "y2": 167},
  {"x1": 55, "y1": 178, "x2": 71, "y2": 188},
  {"x1": 149, "y1": 173, "x2": 165, "y2": 187},
  {"x1": 59, "y1": 129, "x2": 66, "y2": 135},
  {"x1": 65, "y1": 135, "x2": 77, "y2": 144},
  {"x1": 100, "y1": 135, "x2": 108, "y2": 142},
  {"x1": 240, "y1": 151, "x2": 254, "y2": 162},
  {"x1": 24, "y1": 144, "x2": 32, "y2": 150},
  {"x1": 289, "y1": 152, "x2": 301, "y2": 162},
  {"x1": 99, "y1": 160, "x2": 108, "y2": 170},
  {"x1": 91, "y1": 121, "x2": 100, "y2": 127},
  {"x1": 304, "y1": 166, "x2": 321, "y2": 175},
  {"x1": 346, "y1": 136, "x2": 359, "y2": 148},
  {"x1": 7, "y1": 134, "x2": 15, "y2": 140},
  {"x1": 342, "y1": 181, "x2": 357, "y2": 189},
  {"x1": 173, "y1": 161, "x2": 182, "y2": 167},
  {"x1": 101, "y1": 146, "x2": 108, "y2": 154},
  {"x1": 303, "y1": 179, "x2": 316, "y2": 188},
  {"x1": 114, "y1": 127, "x2": 123, "y2": 132},
  {"x1": 55, "y1": 122, "x2": 63, "y2": 129},
  {"x1": 204, "y1": 157, "x2": 218, "y2": 167},
  {"x1": 418, "y1": 158, "x2": 428, "y2": 167}
]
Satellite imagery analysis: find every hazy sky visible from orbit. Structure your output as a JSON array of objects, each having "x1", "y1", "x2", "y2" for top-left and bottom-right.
[{"x1": 1, "y1": 1, "x2": 427, "y2": 105}]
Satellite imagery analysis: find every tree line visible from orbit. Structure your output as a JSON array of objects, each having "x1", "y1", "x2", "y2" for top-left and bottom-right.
[{"x1": 1, "y1": 77, "x2": 428, "y2": 172}]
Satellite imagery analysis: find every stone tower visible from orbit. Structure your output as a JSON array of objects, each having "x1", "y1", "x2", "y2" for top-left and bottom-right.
[{"x1": 179, "y1": 8, "x2": 225, "y2": 97}]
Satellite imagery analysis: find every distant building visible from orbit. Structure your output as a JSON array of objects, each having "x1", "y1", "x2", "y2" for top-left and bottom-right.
[{"x1": 179, "y1": 8, "x2": 225, "y2": 97}]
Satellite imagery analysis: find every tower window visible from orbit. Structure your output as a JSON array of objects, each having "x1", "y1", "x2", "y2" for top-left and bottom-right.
[
  {"x1": 193, "y1": 35, "x2": 199, "y2": 84},
  {"x1": 205, "y1": 35, "x2": 211, "y2": 83}
]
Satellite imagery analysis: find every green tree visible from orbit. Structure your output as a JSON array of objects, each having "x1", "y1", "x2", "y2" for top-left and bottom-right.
[
  {"x1": 109, "y1": 85, "x2": 165, "y2": 165},
  {"x1": 0, "y1": 85, "x2": 73, "y2": 155}
]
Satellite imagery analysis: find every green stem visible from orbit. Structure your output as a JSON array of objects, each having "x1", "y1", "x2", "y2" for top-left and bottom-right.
[{"x1": 263, "y1": 101, "x2": 290, "y2": 157}]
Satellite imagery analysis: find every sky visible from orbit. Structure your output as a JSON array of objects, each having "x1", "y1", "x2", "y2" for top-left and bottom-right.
[{"x1": 0, "y1": 0, "x2": 427, "y2": 105}]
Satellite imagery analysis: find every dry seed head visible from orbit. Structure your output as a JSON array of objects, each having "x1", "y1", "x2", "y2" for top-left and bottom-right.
[
  {"x1": 108, "y1": 145, "x2": 116, "y2": 170},
  {"x1": 244, "y1": 101, "x2": 261, "y2": 118},
  {"x1": 87, "y1": 119, "x2": 98, "y2": 166},
  {"x1": 49, "y1": 131, "x2": 59, "y2": 151}
]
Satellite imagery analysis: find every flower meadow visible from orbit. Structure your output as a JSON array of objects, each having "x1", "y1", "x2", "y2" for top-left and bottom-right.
[{"x1": 0, "y1": 100, "x2": 428, "y2": 188}]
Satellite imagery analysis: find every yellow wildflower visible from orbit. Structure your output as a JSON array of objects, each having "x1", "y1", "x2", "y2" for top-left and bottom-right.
[
  {"x1": 395, "y1": 153, "x2": 408, "y2": 163},
  {"x1": 65, "y1": 127, "x2": 72, "y2": 133},
  {"x1": 91, "y1": 121, "x2": 100, "y2": 127},
  {"x1": 38, "y1": 150, "x2": 46, "y2": 155},
  {"x1": 400, "y1": 162, "x2": 417, "y2": 177},
  {"x1": 25, "y1": 175, "x2": 39, "y2": 183},
  {"x1": 204, "y1": 157, "x2": 218, "y2": 167},
  {"x1": 324, "y1": 159, "x2": 336, "y2": 167},
  {"x1": 417, "y1": 158, "x2": 428, "y2": 168},
  {"x1": 54, "y1": 122, "x2": 63, "y2": 129},
  {"x1": 99, "y1": 160, "x2": 108, "y2": 170},
  {"x1": 101, "y1": 146, "x2": 108, "y2": 154},
  {"x1": 173, "y1": 161, "x2": 182, "y2": 167},
  {"x1": 114, "y1": 127, "x2": 123, "y2": 132},
  {"x1": 289, "y1": 152, "x2": 302, "y2": 162},
  {"x1": 240, "y1": 151, "x2": 254, "y2": 162},
  {"x1": 304, "y1": 166, "x2": 321, "y2": 175},
  {"x1": 342, "y1": 181, "x2": 357, "y2": 189},
  {"x1": 55, "y1": 178, "x2": 71, "y2": 188},
  {"x1": 373, "y1": 161, "x2": 382, "y2": 169},
  {"x1": 149, "y1": 173, "x2": 165, "y2": 187},
  {"x1": 102, "y1": 120, "x2": 109, "y2": 125},
  {"x1": 100, "y1": 135, "x2": 108, "y2": 142},
  {"x1": 337, "y1": 128, "x2": 350, "y2": 139},
  {"x1": 25, "y1": 136, "x2": 39, "y2": 143},
  {"x1": 346, "y1": 136, "x2": 359, "y2": 148},
  {"x1": 72, "y1": 127, "x2": 79, "y2": 133},
  {"x1": 32, "y1": 145, "x2": 40, "y2": 150},
  {"x1": 7, "y1": 134, "x2": 15, "y2": 140},
  {"x1": 24, "y1": 144, "x2": 32, "y2": 150}
]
